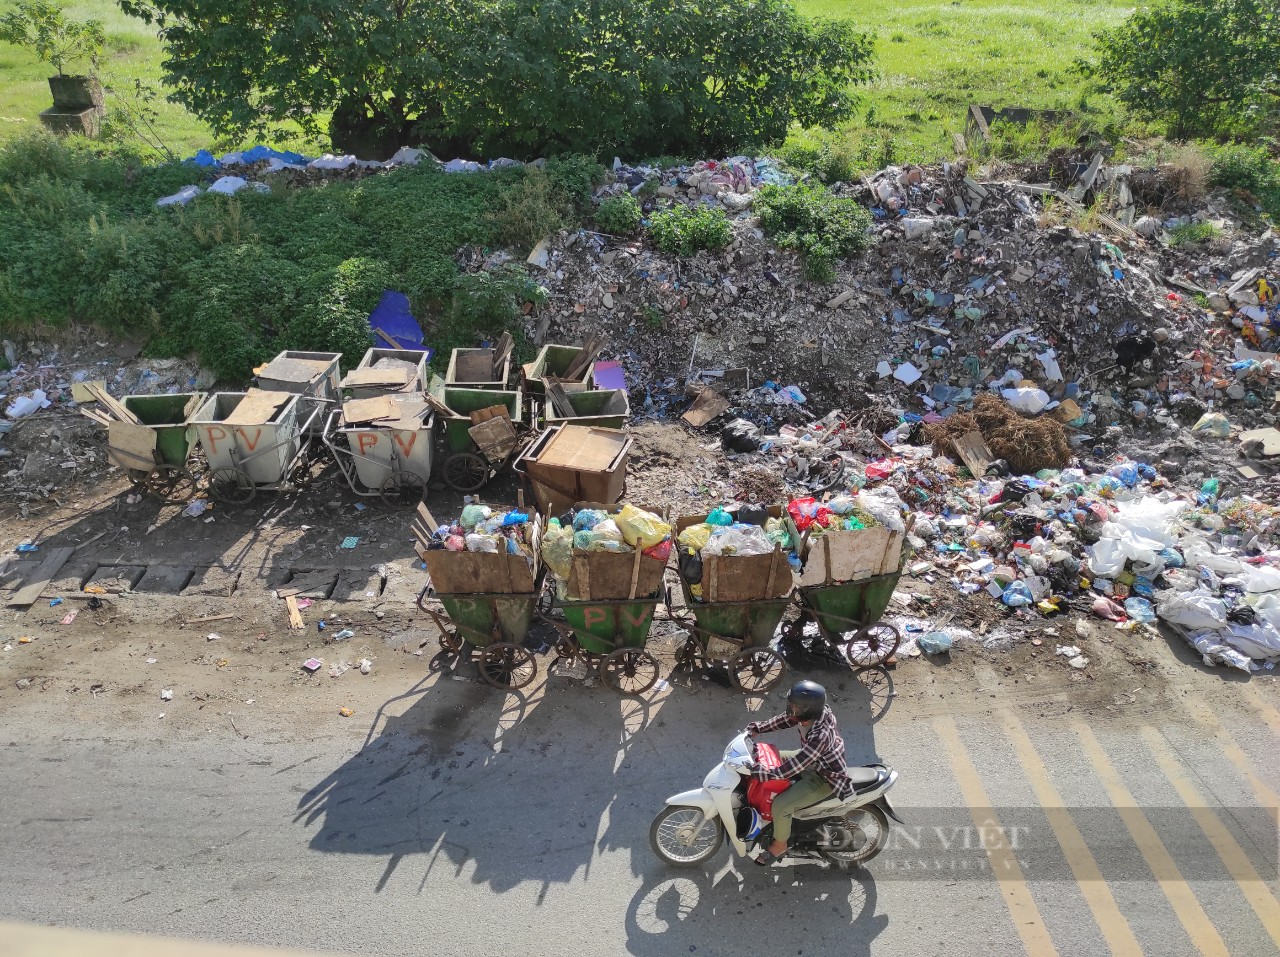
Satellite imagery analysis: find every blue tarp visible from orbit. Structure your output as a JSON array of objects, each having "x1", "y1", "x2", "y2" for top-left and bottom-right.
[
  {"x1": 188, "y1": 149, "x2": 218, "y2": 168},
  {"x1": 367, "y1": 290, "x2": 431, "y2": 356},
  {"x1": 239, "y1": 144, "x2": 309, "y2": 166}
]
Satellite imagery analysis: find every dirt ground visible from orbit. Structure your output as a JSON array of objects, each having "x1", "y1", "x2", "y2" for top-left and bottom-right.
[{"x1": 0, "y1": 417, "x2": 1208, "y2": 739}]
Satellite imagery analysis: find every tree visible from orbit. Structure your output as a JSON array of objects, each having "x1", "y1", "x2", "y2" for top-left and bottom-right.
[
  {"x1": 1089, "y1": 0, "x2": 1279, "y2": 139},
  {"x1": 116, "y1": 0, "x2": 874, "y2": 159},
  {"x1": 0, "y1": 1, "x2": 106, "y2": 77}
]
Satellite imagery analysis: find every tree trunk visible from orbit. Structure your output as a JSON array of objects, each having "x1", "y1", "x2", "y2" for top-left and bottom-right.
[{"x1": 329, "y1": 97, "x2": 415, "y2": 161}]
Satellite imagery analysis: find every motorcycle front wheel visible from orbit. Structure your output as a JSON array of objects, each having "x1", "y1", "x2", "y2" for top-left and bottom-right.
[{"x1": 649, "y1": 806, "x2": 724, "y2": 867}]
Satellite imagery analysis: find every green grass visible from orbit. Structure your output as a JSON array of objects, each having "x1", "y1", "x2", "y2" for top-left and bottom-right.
[
  {"x1": 0, "y1": 1, "x2": 1133, "y2": 162},
  {"x1": 793, "y1": 0, "x2": 1132, "y2": 163}
]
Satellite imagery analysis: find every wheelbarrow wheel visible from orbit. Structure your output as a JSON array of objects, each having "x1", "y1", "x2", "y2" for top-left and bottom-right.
[
  {"x1": 143, "y1": 465, "x2": 196, "y2": 504},
  {"x1": 479, "y1": 642, "x2": 537, "y2": 690},
  {"x1": 438, "y1": 626, "x2": 466, "y2": 656},
  {"x1": 730, "y1": 648, "x2": 786, "y2": 694},
  {"x1": 209, "y1": 467, "x2": 255, "y2": 505},
  {"x1": 380, "y1": 472, "x2": 425, "y2": 506},
  {"x1": 443, "y1": 452, "x2": 489, "y2": 493},
  {"x1": 845, "y1": 622, "x2": 901, "y2": 668},
  {"x1": 600, "y1": 648, "x2": 660, "y2": 695}
]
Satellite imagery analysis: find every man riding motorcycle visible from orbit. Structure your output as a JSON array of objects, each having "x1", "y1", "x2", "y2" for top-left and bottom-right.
[{"x1": 745, "y1": 680, "x2": 853, "y2": 865}]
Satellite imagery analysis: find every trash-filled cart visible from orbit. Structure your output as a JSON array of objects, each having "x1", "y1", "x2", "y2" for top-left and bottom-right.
[
  {"x1": 780, "y1": 496, "x2": 909, "y2": 668},
  {"x1": 669, "y1": 505, "x2": 794, "y2": 693},
  {"x1": 538, "y1": 503, "x2": 671, "y2": 694},
  {"x1": 414, "y1": 502, "x2": 544, "y2": 689}
]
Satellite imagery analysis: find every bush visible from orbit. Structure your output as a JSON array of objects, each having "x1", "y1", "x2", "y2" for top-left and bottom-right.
[
  {"x1": 1203, "y1": 142, "x2": 1280, "y2": 216},
  {"x1": 595, "y1": 194, "x2": 642, "y2": 235},
  {"x1": 1088, "y1": 0, "x2": 1278, "y2": 139},
  {"x1": 484, "y1": 166, "x2": 573, "y2": 252},
  {"x1": 0, "y1": 130, "x2": 523, "y2": 382},
  {"x1": 647, "y1": 204, "x2": 733, "y2": 256},
  {"x1": 754, "y1": 183, "x2": 873, "y2": 282},
  {"x1": 776, "y1": 134, "x2": 858, "y2": 184}
]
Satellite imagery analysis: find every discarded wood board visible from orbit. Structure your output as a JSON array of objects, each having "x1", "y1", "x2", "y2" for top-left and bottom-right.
[
  {"x1": 468, "y1": 415, "x2": 520, "y2": 460},
  {"x1": 285, "y1": 595, "x2": 305, "y2": 629},
  {"x1": 71, "y1": 380, "x2": 107, "y2": 403},
  {"x1": 7, "y1": 546, "x2": 75, "y2": 607},
  {"x1": 1237, "y1": 464, "x2": 1263, "y2": 481},
  {"x1": 341, "y1": 396, "x2": 398, "y2": 425},
  {"x1": 682, "y1": 388, "x2": 730, "y2": 427},
  {"x1": 1239, "y1": 427, "x2": 1280, "y2": 459},
  {"x1": 107, "y1": 421, "x2": 159, "y2": 472},
  {"x1": 544, "y1": 382, "x2": 579, "y2": 418},
  {"x1": 224, "y1": 389, "x2": 290, "y2": 426},
  {"x1": 952, "y1": 431, "x2": 993, "y2": 477},
  {"x1": 469, "y1": 404, "x2": 511, "y2": 425}
]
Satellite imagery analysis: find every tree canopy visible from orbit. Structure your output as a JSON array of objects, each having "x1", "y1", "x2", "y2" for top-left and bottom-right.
[
  {"x1": 117, "y1": 0, "x2": 876, "y2": 159},
  {"x1": 1090, "y1": 0, "x2": 1279, "y2": 139}
]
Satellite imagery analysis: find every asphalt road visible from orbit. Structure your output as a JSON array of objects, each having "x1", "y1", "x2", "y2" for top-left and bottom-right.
[{"x1": 2, "y1": 658, "x2": 1279, "y2": 957}]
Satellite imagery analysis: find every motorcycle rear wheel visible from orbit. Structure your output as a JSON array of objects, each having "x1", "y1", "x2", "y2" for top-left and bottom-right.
[
  {"x1": 818, "y1": 804, "x2": 890, "y2": 869},
  {"x1": 650, "y1": 806, "x2": 724, "y2": 867}
]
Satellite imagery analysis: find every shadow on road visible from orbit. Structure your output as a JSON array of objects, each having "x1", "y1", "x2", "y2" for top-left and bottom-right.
[{"x1": 294, "y1": 639, "x2": 895, "y2": 943}]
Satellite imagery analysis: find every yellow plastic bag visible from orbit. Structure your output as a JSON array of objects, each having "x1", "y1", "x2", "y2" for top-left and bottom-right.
[
  {"x1": 542, "y1": 523, "x2": 573, "y2": 580},
  {"x1": 677, "y1": 522, "x2": 714, "y2": 552},
  {"x1": 616, "y1": 504, "x2": 671, "y2": 549}
]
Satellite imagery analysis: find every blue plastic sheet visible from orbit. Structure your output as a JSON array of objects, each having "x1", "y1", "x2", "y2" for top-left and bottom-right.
[{"x1": 367, "y1": 290, "x2": 430, "y2": 356}]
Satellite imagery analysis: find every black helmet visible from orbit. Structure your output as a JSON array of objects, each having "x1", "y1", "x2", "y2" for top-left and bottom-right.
[{"x1": 786, "y1": 680, "x2": 826, "y2": 721}]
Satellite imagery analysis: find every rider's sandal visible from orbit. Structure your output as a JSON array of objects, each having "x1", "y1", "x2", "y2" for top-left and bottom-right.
[{"x1": 753, "y1": 849, "x2": 779, "y2": 866}]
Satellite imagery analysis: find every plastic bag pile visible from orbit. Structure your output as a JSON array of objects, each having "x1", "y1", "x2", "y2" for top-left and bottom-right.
[
  {"x1": 426, "y1": 504, "x2": 535, "y2": 559},
  {"x1": 541, "y1": 504, "x2": 672, "y2": 583},
  {"x1": 676, "y1": 504, "x2": 795, "y2": 602}
]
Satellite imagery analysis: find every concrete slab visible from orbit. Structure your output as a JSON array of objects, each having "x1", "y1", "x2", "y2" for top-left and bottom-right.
[
  {"x1": 278, "y1": 569, "x2": 338, "y2": 600},
  {"x1": 330, "y1": 569, "x2": 383, "y2": 602},
  {"x1": 84, "y1": 565, "x2": 146, "y2": 593},
  {"x1": 133, "y1": 565, "x2": 196, "y2": 595},
  {"x1": 46, "y1": 562, "x2": 98, "y2": 595},
  {"x1": 180, "y1": 566, "x2": 241, "y2": 598}
]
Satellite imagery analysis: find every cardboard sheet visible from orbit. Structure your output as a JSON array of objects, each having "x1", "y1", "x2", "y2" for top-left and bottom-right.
[
  {"x1": 536, "y1": 426, "x2": 628, "y2": 472},
  {"x1": 258, "y1": 356, "x2": 332, "y2": 384},
  {"x1": 223, "y1": 389, "x2": 290, "y2": 426}
]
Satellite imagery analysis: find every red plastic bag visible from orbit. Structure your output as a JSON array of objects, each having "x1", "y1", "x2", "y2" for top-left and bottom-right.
[
  {"x1": 746, "y1": 742, "x2": 792, "y2": 820},
  {"x1": 643, "y1": 538, "x2": 672, "y2": 562}
]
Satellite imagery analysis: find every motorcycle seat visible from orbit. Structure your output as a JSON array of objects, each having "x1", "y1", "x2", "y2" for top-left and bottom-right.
[{"x1": 846, "y1": 764, "x2": 891, "y2": 792}]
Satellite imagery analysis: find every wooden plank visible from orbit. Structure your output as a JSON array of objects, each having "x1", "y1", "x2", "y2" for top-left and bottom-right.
[
  {"x1": 87, "y1": 384, "x2": 140, "y2": 424},
  {"x1": 682, "y1": 388, "x2": 730, "y2": 427},
  {"x1": 492, "y1": 332, "x2": 514, "y2": 378},
  {"x1": 285, "y1": 595, "x2": 304, "y2": 630},
  {"x1": 223, "y1": 389, "x2": 290, "y2": 426},
  {"x1": 341, "y1": 366, "x2": 414, "y2": 388},
  {"x1": 7, "y1": 546, "x2": 75, "y2": 607},
  {"x1": 468, "y1": 404, "x2": 510, "y2": 425},
  {"x1": 341, "y1": 396, "x2": 398, "y2": 425},
  {"x1": 468, "y1": 416, "x2": 519, "y2": 459},
  {"x1": 563, "y1": 334, "x2": 604, "y2": 381},
  {"x1": 71, "y1": 380, "x2": 107, "y2": 403},
  {"x1": 107, "y1": 421, "x2": 158, "y2": 472},
  {"x1": 78, "y1": 407, "x2": 113, "y2": 427},
  {"x1": 455, "y1": 350, "x2": 495, "y2": 382},
  {"x1": 373, "y1": 327, "x2": 403, "y2": 349},
  {"x1": 545, "y1": 382, "x2": 579, "y2": 418},
  {"x1": 952, "y1": 431, "x2": 993, "y2": 477}
]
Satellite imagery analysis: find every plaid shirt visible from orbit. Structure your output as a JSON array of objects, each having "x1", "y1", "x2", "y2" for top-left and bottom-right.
[{"x1": 747, "y1": 706, "x2": 853, "y2": 800}]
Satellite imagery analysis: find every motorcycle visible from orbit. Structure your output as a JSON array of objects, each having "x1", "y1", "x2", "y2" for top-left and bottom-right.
[{"x1": 650, "y1": 731, "x2": 903, "y2": 869}]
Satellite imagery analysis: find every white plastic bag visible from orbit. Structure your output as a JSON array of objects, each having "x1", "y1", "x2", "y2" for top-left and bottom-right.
[
  {"x1": 702, "y1": 525, "x2": 773, "y2": 557},
  {"x1": 1001, "y1": 387, "x2": 1050, "y2": 415}
]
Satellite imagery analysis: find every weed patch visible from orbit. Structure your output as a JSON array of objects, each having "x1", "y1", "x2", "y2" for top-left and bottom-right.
[
  {"x1": 647, "y1": 204, "x2": 732, "y2": 256},
  {"x1": 754, "y1": 183, "x2": 873, "y2": 282}
]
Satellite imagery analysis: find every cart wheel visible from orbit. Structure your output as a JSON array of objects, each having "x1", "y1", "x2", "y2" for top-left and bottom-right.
[
  {"x1": 730, "y1": 648, "x2": 786, "y2": 694},
  {"x1": 479, "y1": 642, "x2": 537, "y2": 690},
  {"x1": 380, "y1": 472, "x2": 425, "y2": 506},
  {"x1": 553, "y1": 634, "x2": 580, "y2": 661},
  {"x1": 673, "y1": 637, "x2": 704, "y2": 673},
  {"x1": 209, "y1": 467, "x2": 256, "y2": 505},
  {"x1": 143, "y1": 465, "x2": 197, "y2": 504},
  {"x1": 442, "y1": 452, "x2": 490, "y2": 493},
  {"x1": 600, "y1": 648, "x2": 660, "y2": 695},
  {"x1": 845, "y1": 622, "x2": 901, "y2": 668}
]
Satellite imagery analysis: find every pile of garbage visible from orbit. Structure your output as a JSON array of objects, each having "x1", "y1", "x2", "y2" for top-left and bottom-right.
[
  {"x1": 541, "y1": 503, "x2": 672, "y2": 600},
  {"x1": 425, "y1": 504, "x2": 536, "y2": 559}
]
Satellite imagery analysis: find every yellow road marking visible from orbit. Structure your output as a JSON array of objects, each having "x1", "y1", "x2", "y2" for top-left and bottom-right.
[
  {"x1": 1001, "y1": 715, "x2": 1142, "y2": 956},
  {"x1": 933, "y1": 716, "x2": 1059, "y2": 957},
  {"x1": 1074, "y1": 722, "x2": 1229, "y2": 957},
  {"x1": 1177, "y1": 695, "x2": 1279, "y2": 811},
  {"x1": 1240, "y1": 683, "x2": 1280, "y2": 738},
  {"x1": 1139, "y1": 725, "x2": 1280, "y2": 951}
]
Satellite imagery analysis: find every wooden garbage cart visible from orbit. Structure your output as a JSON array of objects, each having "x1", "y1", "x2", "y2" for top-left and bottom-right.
[
  {"x1": 668, "y1": 508, "x2": 793, "y2": 693},
  {"x1": 413, "y1": 502, "x2": 546, "y2": 690}
]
